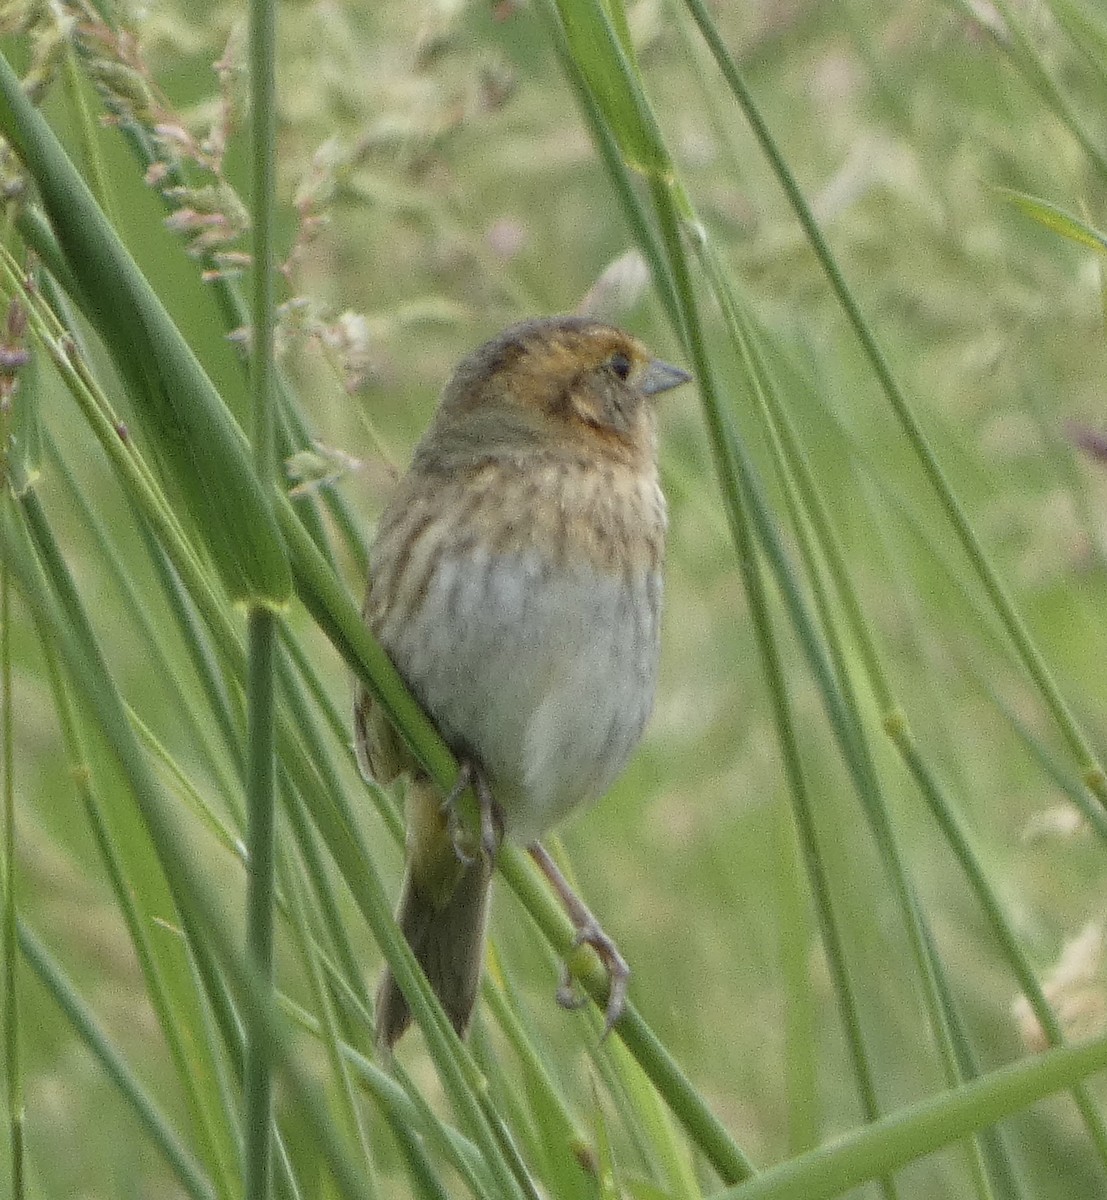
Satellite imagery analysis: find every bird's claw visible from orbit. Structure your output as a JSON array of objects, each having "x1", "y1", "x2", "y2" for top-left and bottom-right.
[
  {"x1": 554, "y1": 919, "x2": 630, "y2": 1038},
  {"x1": 441, "y1": 760, "x2": 502, "y2": 867}
]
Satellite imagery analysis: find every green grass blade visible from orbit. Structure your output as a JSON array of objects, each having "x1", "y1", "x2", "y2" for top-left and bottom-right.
[
  {"x1": 603, "y1": 1029, "x2": 702, "y2": 1200},
  {"x1": 278, "y1": 856, "x2": 376, "y2": 1188},
  {"x1": 0, "y1": 47, "x2": 291, "y2": 607},
  {"x1": 551, "y1": 0, "x2": 670, "y2": 177},
  {"x1": 242, "y1": 15, "x2": 280, "y2": 1196},
  {"x1": 243, "y1": 609, "x2": 278, "y2": 1200},
  {"x1": 481, "y1": 962, "x2": 594, "y2": 1200},
  {"x1": 998, "y1": 189, "x2": 1107, "y2": 253},
  {"x1": 718, "y1": 1032, "x2": 1107, "y2": 1200},
  {"x1": 19, "y1": 922, "x2": 217, "y2": 1200}
]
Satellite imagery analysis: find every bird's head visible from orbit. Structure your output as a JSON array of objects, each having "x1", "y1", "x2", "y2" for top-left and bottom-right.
[{"x1": 420, "y1": 316, "x2": 691, "y2": 471}]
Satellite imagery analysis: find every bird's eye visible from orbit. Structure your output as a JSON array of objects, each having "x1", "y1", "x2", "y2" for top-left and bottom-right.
[{"x1": 609, "y1": 352, "x2": 632, "y2": 381}]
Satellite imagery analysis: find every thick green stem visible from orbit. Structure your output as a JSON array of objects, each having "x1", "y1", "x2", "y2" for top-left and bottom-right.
[
  {"x1": 244, "y1": 0, "x2": 280, "y2": 1191},
  {"x1": 719, "y1": 1032, "x2": 1107, "y2": 1200},
  {"x1": 244, "y1": 609, "x2": 278, "y2": 1200}
]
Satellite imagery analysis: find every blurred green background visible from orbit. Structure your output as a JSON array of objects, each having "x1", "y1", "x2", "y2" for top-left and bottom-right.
[{"x1": 6, "y1": 0, "x2": 1107, "y2": 1196}]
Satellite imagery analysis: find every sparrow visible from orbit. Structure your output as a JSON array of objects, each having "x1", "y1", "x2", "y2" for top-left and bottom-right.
[{"x1": 355, "y1": 315, "x2": 691, "y2": 1047}]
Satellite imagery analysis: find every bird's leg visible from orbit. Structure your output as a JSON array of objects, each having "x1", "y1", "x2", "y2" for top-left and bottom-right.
[
  {"x1": 441, "y1": 759, "x2": 503, "y2": 866},
  {"x1": 440, "y1": 761, "x2": 475, "y2": 866},
  {"x1": 475, "y1": 771, "x2": 503, "y2": 862},
  {"x1": 528, "y1": 842, "x2": 630, "y2": 1037}
]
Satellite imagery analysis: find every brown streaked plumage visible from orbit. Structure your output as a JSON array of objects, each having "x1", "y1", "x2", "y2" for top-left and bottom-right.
[{"x1": 355, "y1": 316, "x2": 691, "y2": 1047}]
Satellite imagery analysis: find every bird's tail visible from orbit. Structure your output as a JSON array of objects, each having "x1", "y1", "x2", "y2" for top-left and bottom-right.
[{"x1": 376, "y1": 854, "x2": 492, "y2": 1048}]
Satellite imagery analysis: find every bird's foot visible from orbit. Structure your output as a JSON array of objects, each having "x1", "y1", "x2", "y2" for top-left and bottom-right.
[
  {"x1": 556, "y1": 920, "x2": 630, "y2": 1038},
  {"x1": 529, "y1": 842, "x2": 630, "y2": 1037},
  {"x1": 441, "y1": 760, "x2": 502, "y2": 866}
]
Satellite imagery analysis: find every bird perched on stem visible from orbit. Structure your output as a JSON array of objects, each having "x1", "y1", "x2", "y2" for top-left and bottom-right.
[{"x1": 355, "y1": 315, "x2": 691, "y2": 1048}]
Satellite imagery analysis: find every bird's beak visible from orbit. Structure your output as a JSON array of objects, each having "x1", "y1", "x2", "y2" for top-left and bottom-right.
[{"x1": 640, "y1": 358, "x2": 693, "y2": 396}]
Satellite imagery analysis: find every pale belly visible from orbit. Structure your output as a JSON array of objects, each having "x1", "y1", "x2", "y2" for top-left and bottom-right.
[{"x1": 376, "y1": 547, "x2": 661, "y2": 843}]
